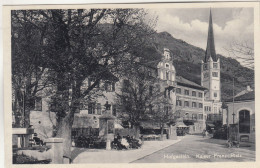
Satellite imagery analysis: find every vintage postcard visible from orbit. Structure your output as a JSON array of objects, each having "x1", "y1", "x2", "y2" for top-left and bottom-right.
[{"x1": 3, "y1": 2, "x2": 260, "y2": 168}]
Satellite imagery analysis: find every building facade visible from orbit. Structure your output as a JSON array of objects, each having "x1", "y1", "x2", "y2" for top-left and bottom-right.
[
  {"x1": 222, "y1": 90, "x2": 255, "y2": 143},
  {"x1": 175, "y1": 76, "x2": 206, "y2": 134}
]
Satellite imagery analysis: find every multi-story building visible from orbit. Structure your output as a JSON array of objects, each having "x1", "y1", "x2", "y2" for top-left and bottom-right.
[{"x1": 175, "y1": 76, "x2": 206, "y2": 134}]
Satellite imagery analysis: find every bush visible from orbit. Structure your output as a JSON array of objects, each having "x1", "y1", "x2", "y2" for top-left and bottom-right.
[
  {"x1": 213, "y1": 125, "x2": 227, "y2": 140},
  {"x1": 13, "y1": 154, "x2": 51, "y2": 164}
]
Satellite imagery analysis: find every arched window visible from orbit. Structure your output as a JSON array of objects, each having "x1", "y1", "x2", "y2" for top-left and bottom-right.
[{"x1": 239, "y1": 110, "x2": 250, "y2": 133}]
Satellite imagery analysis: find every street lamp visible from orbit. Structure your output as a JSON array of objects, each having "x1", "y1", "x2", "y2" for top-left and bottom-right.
[{"x1": 221, "y1": 101, "x2": 229, "y2": 140}]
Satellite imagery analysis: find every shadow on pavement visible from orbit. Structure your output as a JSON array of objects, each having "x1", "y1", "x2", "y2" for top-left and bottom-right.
[{"x1": 194, "y1": 135, "x2": 255, "y2": 151}]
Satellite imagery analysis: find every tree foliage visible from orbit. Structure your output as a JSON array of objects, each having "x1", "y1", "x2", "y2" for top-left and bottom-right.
[{"x1": 11, "y1": 8, "x2": 157, "y2": 158}]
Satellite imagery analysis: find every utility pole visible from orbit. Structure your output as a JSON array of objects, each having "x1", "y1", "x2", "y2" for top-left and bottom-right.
[{"x1": 232, "y1": 78, "x2": 235, "y2": 124}]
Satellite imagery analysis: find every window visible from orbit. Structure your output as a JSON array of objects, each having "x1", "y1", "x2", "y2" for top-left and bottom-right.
[
  {"x1": 34, "y1": 97, "x2": 42, "y2": 111},
  {"x1": 122, "y1": 80, "x2": 130, "y2": 91},
  {"x1": 198, "y1": 114, "x2": 203, "y2": 120},
  {"x1": 203, "y1": 64, "x2": 208, "y2": 70},
  {"x1": 104, "y1": 101, "x2": 111, "y2": 111},
  {"x1": 166, "y1": 71, "x2": 169, "y2": 80},
  {"x1": 199, "y1": 103, "x2": 203, "y2": 108},
  {"x1": 112, "y1": 83, "x2": 115, "y2": 91},
  {"x1": 192, "y1": 114, "x2": 197, "y2": 120},
  {"x1": 176, "y1": 88, "x2": 181, "y2": 94},
  {"x1": 176, "y1": 100, "x2": 182, "y2": 106},
  {"x1": 192, "y1": 102, "x2": 197, "y2": 108},
  {"x1": 79, "y1": 102, "x2": 86, "y2": 110},
  {"x1": 88, "y1": 103, "x2": 95, "y2": 114},
  {"x1": 214, "y1": 92, "x2": 217, "y2": 97},
  {"x1": 164, "y1": 106, "x2": 169, "y2": 115},
  {"x1": 239, "y1": 110, "x2": 250, "y2": 133},
  {"x1": 97, "y1": 103, "x2": 102, "y2": 115},
  {"x1": 213, "y1": 63, "x2": 218, "y2": 68},
  {"x1": 214, "y1": 107, "x2": 217, "y2": 113},
  {"x1": 192, "y1": 91, "x2": 196, "y2": 97},
  {"x1": 105, "y1": 82, "x2": 115, "y2": 92},
  {"x1": 184, "y1": 101, "x2": 189, "y2": 107},
  {"x1": 212, "y1": 72, "x2": 218, "y2": 77},
  {"x1": 184, "y1": 90, "x2": 189, "y2": 95},
  {"x1": 198, "y1": 92, "x2": 203, "y2": 98},
  {"x1": 184, "y1": 113, "x2": 189, "y2": 119},
  {"x1": 165, "y1": 64, "x2": 169, "y2": 68},
  {"x1": 112, "y1": 105, "x2": 117, "y2": 116},
  {"x1": 204, "y1": 106, "x2": 211, "y2": 111}
]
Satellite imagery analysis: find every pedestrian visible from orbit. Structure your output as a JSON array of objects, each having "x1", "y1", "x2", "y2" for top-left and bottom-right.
[
  {"x1": 205, "y1": 130, "x2": 208, "y2": 137},
  {"x1": 202, "y1": 129, "x2": 206, "y2": 138}
]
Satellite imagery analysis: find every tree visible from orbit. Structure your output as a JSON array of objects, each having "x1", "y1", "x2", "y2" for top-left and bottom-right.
[
  {"x1": 150, "y1": 89, "x2": 176, "y2": 139},
  {"x1": 116, "y1": 63, "x2": 160, "y2": 138},
  {"x1": 11, "y1": 12, "x2": 53, "y2": 128},
  {"x1": 225, "y1": 41, "x2": 254, "y2": 69},
  {"x1": 12, "y1": 9, "x2": 156, "y2": 159}
]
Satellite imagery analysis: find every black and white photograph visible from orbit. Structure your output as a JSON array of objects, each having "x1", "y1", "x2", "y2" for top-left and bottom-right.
[{"x1": 3, "y1": 2, "x2": 259, "y2": 166}]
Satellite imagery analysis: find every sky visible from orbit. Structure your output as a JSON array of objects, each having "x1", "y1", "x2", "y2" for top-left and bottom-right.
[{"x1": 148, "y1": 8, "x2": 254, "y2": 59}]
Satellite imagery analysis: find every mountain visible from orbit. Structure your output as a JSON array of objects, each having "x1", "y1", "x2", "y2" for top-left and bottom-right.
[{"x1": 145, "y1": 31, "x2": 254, "y2": 100}]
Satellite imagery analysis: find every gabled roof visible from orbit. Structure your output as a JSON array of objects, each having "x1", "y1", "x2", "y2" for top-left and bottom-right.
[
  {"x1": 176, "y1": 76, "x2": 207, "y2": 91},
  {"x1": 204, "y1": 9, "x2": 218, "y2": 62},
  {"x1": 225, "y1": 91, "x2": 255, "y2": 102}
]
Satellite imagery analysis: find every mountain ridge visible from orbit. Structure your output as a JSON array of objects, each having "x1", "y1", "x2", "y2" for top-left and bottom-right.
[{"x1": 145, "y1": 31, "x2": 254, "y2": 100}]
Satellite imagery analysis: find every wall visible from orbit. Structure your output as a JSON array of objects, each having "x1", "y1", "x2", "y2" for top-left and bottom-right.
[{"x1": 30, "y1": 97, "x2": 56, "y2": 141}]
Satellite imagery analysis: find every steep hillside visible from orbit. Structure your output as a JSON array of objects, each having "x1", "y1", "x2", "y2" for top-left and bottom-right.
[{"x1": 148, "y1": 31, "x2": 254, "y2": 100}]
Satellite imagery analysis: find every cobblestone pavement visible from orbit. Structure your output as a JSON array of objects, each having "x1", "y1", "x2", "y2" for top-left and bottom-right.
[{"x1": 132, "y1": 135, "x2": 255, "y2": 163}]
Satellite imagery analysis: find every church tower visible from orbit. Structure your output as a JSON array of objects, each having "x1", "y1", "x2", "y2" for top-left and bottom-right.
[{"x1": 201, "y1": 10, "x2": 221, "y2": 102}]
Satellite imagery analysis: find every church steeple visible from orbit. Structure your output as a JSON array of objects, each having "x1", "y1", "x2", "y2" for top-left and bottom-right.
[
  {"x1": 204, "y1": 9, "x2": 218, "y2": 62},
  {"x1": 201, "y1": 9, "x2": 221, "y2": 102}
]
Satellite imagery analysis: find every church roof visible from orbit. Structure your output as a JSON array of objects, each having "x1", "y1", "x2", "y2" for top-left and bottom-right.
[
  {"x1": 204, "y1": 9, "x2": 218, "y2": 62},
  {"x1": 176, "y1": 76, "x2": 207, "y2": 91}
]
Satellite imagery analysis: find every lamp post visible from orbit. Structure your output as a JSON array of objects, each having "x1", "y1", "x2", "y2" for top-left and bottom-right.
[
  {"x1": 232, "y1": 78, "x2": 235, "y2": 124},
  {"x1": 221, "y1": 101, "x2": 228, "y2": 140}
]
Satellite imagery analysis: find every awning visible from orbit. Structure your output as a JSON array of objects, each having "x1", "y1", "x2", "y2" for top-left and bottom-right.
[
  {"x1": 207, "y1": 123, "x2": 215, "y2": 127},
  {"x1": 177, "y1": 124, "x2": 189, "y2": 128}
]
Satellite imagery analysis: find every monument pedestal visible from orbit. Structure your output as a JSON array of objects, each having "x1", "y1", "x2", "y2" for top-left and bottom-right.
[
  {"x1": 99, "y1": 113, "x2": 116, "y2": 150},
  {"x1": 168, "y1": 125, "x2": 177, "y2": 140}
]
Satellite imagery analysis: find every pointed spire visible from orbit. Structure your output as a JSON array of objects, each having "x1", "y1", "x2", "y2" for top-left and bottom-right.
[{"x1": 204, "y1": 9, "x2": 218, "y2": 62}]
